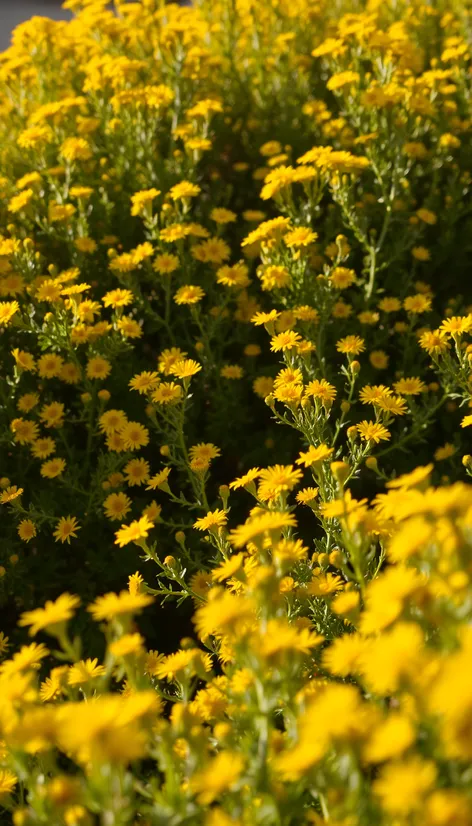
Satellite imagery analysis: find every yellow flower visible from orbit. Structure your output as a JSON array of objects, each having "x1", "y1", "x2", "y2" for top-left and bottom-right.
[
  {"x1": 119, "y1": 421, "x2": 149, "y2": 451},
  {"x1": 129, "y1": 371, "x2": 160, "y2": 394},
  {"x1": 403, "y1": 293, "x2": 431, "y2": 314},
  {"x1": 103, "y1": 492, "x2": 132, "y2": 521},
  {"x1": 0, "y1": 769, "x2": 17, "y2": 799},
  {"x1": 87, "y1": 591, "x2": 154, "y2": 622},
  {"x1": 68, "y1": 658, "x2": 106, "y2": 686},
  {"x1": 0, "y1": 300, "x2": 20, "y2": 326},
  {"x1": 210, "y1": 207, "x2": 237, "y2": 224},
  {"x1": 357, "y1": 421, "x2": 390, "y2": 443},
  {"x1": 86, "y1": 356, "x2": 111, "y2": 380},
  {"x1": 130, "y1": 188, "x2": 161, "y2": 216},
  {"x1": 146, "y1": 467, "x2": 171, "y2": 491},
  {"x1": 41, "y1": 457, "x2": 66, "y2": 478},
  {"x1": 53, "y1": 516, "x2": 81, "y2": 544},
  {"x1": 60, "y1": 137, "x2": 92, "y2": 162},
  {"x1": 18, "y1": 519, "x2": 36, "y2": 542},
  {"x1": 336, "y1": 335, "x2": 365, "y2": 355},
  {"x1": 220, "y1": 365, "x2": 243, "y2": 379},
  {"x1": 174, "y1": 285, "x2": 205, "y2": 305},
  {"x1": 284, "y1": 227, "x2": 318, "y2": 248},
  {"x1": 440, "y1": 315, "x2": 472, "y2": 337},
  {"x1": 394, "y1": 376, "x2": 426, "y2": 395},
  {"x1": 229, "y1": 511, "x2": 297, "y2": 547},
  {"x1": 434, "y1": 443, "x2": 456, "y2": 461},
  {"x1": 124, "y1": 458, "x2": 150, "y2": 487},
  {"x1": 8, "y1": 189, "x2": 34, "y2": 213},
  {"x1": 0, "y1": 485, "x2": 23, "y2": 503},
  {"x1": 19, "y1": 593, "x2": 80, "y2": 636},
  {"x1": 102, "y1": 288, "x2": 134, "y2": 308},
  {"x1": 151, "y1": 382, "x2": 183, "y2": 404},
  {"x1": 153, "y1": 253, "x2": 179, "y2": 275},
  {"x1": 109, "y1": 633, "x2": 145, "y2": 658},
  {"x1": 304, "y1": 379, "x2": 336, "y2": 403},
  {"x1": 194, "y1": 509, "x2": 228, "y2": 532},
  {"x1": 115, "y1": 516, "x2": 154, "y2": 547},
  {"x1": 296, "y1": 444, "x2": 334, "y2": 468},
  {"x1": 327, "y1": 70, "x2": 360, "y2": 91},
  {"x1": 373, "y1": 757, "x2": 437, "y2": 815},
  {"x1": 99, "y1": 409, "x2": 128, "y2": 435},
  {"x1": 270, "y1": 330, "x2": 302, "y2": 352},
  {"x1": 169, "y1": 181, "x2": 201, "y2": 200},
  {"x1": 171, "y1": 359, "x2": 202, "y2": 379}
]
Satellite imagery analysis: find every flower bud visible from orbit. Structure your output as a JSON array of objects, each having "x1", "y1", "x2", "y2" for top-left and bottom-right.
[
  {"x1": 365, "y1": 456, "x2": 378, "y2": 470},
  {"x1": 330, "y1": 461, "x2": 350, "y2": 485},
  {"x1": 350, "y1": 360, "x2": 360, "y2": 374},
  {"x1": 347, "y1": 425, "x2": 358, "y2": 442},
  {"x1": 219, "y1": 484, "x2": 230, "y2": 508},
  {"x1": 329, "y1": 549, "x2": 343, "y2": 567},
  {"x1": 340, "y1": 400, "x2": 351, "y2": 413},
  {"x1": 160, "y1": 445, "x2": 170, "y2": 457},
  {"x1": 164, "y1": 555, "x2": 177, "y2": 569}
]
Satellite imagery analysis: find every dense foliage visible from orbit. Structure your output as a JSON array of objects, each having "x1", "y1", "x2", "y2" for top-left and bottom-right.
[{"x1": 1, "y1": 0, "x2": 472, "y2": 823}]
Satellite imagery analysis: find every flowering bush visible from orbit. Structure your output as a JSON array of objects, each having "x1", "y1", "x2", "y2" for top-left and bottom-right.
[{"x1": 1, "y1": 0, "x2": 472, "y2": 823}]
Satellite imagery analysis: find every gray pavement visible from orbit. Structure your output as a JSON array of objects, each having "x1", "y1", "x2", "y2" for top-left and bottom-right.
[{"x1": 0, "y1": 1, "x2": 71, "y2": 50}]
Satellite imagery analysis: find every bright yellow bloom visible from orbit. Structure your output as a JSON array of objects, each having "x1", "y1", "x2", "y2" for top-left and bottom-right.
[
  {"x1": 53, "y1": 516, "x2": 81, "y2": 544},
  {"x1": 19, "y1": 594, "x2": 80, "y2": 636},
  {"x1": 194, "y1": 509, "x2": 228, "y2": 532},
  {"x1": 115, "y1": 516, "x2": 154, "y2": 547}
]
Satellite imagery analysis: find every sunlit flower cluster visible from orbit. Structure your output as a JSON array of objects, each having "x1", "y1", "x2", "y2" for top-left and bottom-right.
[{"x1": 0, "y1": 0, "x2": 472, "y2": 823}]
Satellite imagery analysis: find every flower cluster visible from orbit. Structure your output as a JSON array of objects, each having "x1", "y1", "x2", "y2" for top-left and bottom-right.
[{"x1": 1, "y1": 0, "x2": 472, "y2": 822}]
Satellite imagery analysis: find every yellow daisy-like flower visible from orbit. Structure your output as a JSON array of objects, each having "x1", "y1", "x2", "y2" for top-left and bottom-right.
[
  {"x1": 40, "y1": 458, "x2": 66, "y2": 479},
  {"x1": 119, "y1": 421, "x2": 149, "y2": 451},
  {"x1": 174, "y1": 285, "x2": 205, "y2": 305},
  {"x1": 0, "y1": 769, "x2": 17, "y2": 799},
  {"x1": 103, "y1": 492, "x2": 132, "y2": 521},
  {"x1": 0, "y1": 485, "x2": 24, "y2": 503},
  {"x1": 129, "y1": 371, "x2": 160, "y2": 394},
  {"x1": 440, "y1": 315, "x2": 472, "y2": 337},
  {"x1": 229, "y1": 468, "x2": 261, "y2": 490},
  {"x1": 87, "y1": 591, "x2": 154, "y2": 622},
  {"x1": 296, "y1": 444, "x2": 334, "y2": 468},
  {"x1": 336, "y1": 335, "x2": 366, "y2": 355},
  {"x1": 357, "y1": 421, "x2": 391, "y2": 444},
  {"x1": 296, "y1": 487, "x2": 319, "y2": 505},
  {"x1": 53, "y1": 516, "x2": 81, "y2": 544},
  {"x1": 102, "y1": 288, "x2": 134, "y2": 308},
  {"x1": 251, "y1": 310, "x2": 280, "y2": 326},
  {"x1": 115, "y1": 516, "x2": 154, "y2": 547},
  {"x1": 19, "y1": 593, "x2": 80, "y2": 636},
  {"x1": 68, "y1": 658, "x2": 106, "y2": 686},
  {"x1": 130, "y1": 188, "x2": 161, "y2": 216},
  {"x1": 403, "y1": 294, "x2": 431, "y2": 314},
  {"x1": 270, "y1": 330, "x2": 302, "y2": 352},
  {"x1": 284, "y1": 227, "x2": 318, "y2": 248},
  {"x1": 146, "y1": 468, "x2": 171, "y2": 491},
  {"x1": 18, "y1": 519, "x2": 36, "y2": 542},
  {"x1": 229, "y1": 511, "x2": 297, "y2": 547},
  {"x1": 171, "y1": 359, "x2": 202, "y2": 379},
  {"x1": 153, "y1": 253, "x2": 179, "y2": 275},
  {"x1": 394, "y1": 377, "x2": 426, "y2": 395},
  {"x1": 194, "y1": 509, "x2": 228, "y2": 532},
  {"x1": 0, "y1": 300, "x2": 20, "y2": 326}
]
